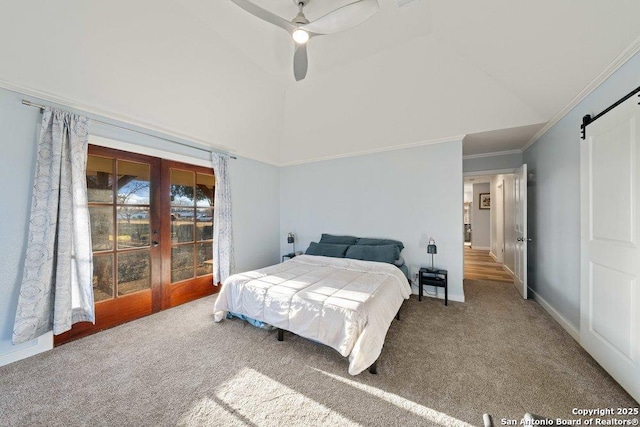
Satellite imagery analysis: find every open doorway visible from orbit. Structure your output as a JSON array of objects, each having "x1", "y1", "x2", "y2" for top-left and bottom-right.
[{"x1": 463, "y1": 174, "x2": 514, "y2": 283}]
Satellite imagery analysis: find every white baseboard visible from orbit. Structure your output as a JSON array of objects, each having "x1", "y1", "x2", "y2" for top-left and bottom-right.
[
  {"x1": 471, "y1": 246, "x2": 490, "y2": 251},
  {"x1": 503, "y1": 264, "x2": 517, "y2": 279},
  {"x1": 410, "y1": 285, "x2": 465, "y2": 303},
  {"x1": 0, "y1": 332, "x2": 53, "y2": 367},
  {"x1": 528, "y1": 288, "x2": 579, "y2": 342}
]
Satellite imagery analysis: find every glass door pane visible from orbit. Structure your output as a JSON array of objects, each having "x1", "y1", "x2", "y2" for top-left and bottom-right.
[
  {"x1": 171, "y1": 245, "x2": 195, "y2": 282},
  {"x1": 170, "y1": 169, "x2": 195, "y2": 283},
  {"x1": 196, "y1": 172, "x2": 214, "y2": 277},
  {"x1": 89, "y1": 206, "x2": 114, "y2": 251},
  {"x1": 86, "y1": 154, "x2": 155, "y2": 303},
  {"x1": 117, "y1": 251, "x2": 151, "y2": 295},
  {"x1": 93, "y1": 254, "x2": 114, "y2": 302},
  {"x1": 117, "y1": 160, "x2": 150, "y2": 204},
  {"x1": 87, "y1": 154, "x2": 117, "y2": 302},
  {"x1": 196, "y1": 173, "x2": 215, "y2": 207},
  {"x1": 117, "y1": 207, "x2": 150, "y2": 248},
  {"x1": 86, "y1": 155, "x2": 114, "y2": 203},
  {"x1": 197, "y1": 243, "x2": 213, "y2": 277},
  {"x1": 115, "y1": 160, "x2": 152, "y2": 295},
  {"x1": 169, "y1": 168, "x2": 215, "y2": 283}
]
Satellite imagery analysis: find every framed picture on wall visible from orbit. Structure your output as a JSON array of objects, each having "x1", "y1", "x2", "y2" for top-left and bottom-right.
[{"x1": 479, "y1": 193, "x2": 491, "y2": 210}]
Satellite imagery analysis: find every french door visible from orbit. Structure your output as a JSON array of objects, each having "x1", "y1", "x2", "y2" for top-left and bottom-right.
[{"x1": 54, "y1": 146, "x2": 217, "y2": 345}]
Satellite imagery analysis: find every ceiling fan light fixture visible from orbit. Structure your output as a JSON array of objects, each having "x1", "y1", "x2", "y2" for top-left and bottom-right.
[
  {"x1": 292, "y1": 28, "x2": 309, "y2": 44},
  {"x1": 230, "y1": 0, "x2": 381, "y2": 81}
]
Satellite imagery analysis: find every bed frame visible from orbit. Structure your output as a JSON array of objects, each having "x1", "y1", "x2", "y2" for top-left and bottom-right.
[{"x1": 275, "y1": 304, "x2": 403, "y2": 375}]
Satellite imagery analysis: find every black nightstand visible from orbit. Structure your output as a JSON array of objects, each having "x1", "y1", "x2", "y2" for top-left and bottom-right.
[
  {"x1": 282, "y1": 253, "x2": 296, "y2": 262},
  {"x1": 419, "y1": 268, "x2": 448, "y2": 306}
]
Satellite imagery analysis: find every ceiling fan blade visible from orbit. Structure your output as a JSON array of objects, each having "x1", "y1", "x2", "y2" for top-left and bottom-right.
[
  {"x1": 302, "y1": 0, "x2": 379, "y2": 35},
  {"x1": 230, "y1": 0, "x2": 295, "y2": 33},
  {"x1": 293, "y1": 44, "x2": 308, "y2": 81}
]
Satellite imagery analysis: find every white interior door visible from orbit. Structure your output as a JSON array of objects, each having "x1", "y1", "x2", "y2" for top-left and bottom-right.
[
  {"x1": 580, "y1": 94, "x2": 640, "y2": 403},
  {"x1": 514, "y1": 164, "x2": 528, "y2": 299}
]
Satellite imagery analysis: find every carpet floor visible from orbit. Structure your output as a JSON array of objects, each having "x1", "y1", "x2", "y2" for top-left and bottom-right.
[{"x1": 0, "y1": 280, "x2": 635, "y2": 426}]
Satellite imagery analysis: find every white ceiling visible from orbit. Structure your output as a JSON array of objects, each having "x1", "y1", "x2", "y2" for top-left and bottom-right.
[
  {"x1": 0, "y1": 0, "x2": 288, "y2": 165},
  {"x1": 463, "y1": 175, "x2": 501, "y2": 193},
  {"x1": 463, "y1": 124, "x2": 546, "y2": 156},
  {"x1": 1, "y1": 1, "x2": 640, "y2": 164}
]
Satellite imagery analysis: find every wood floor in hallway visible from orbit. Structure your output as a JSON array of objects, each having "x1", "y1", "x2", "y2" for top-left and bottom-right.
[{"x1": 464, "y1": 246, "x2": 514, "y2": 283}]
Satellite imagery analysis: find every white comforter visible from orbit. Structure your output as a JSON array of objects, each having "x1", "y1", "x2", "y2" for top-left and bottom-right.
[{"x1": 213, "y1": 255, "x2": 411, "y2": 375}]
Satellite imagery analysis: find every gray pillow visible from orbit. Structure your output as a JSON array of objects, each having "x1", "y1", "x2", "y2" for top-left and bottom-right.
[
  {"x1": 319, "y1": 234, "x2": 358, "y2": 245},
  {"x1": 393, "y1": 256, "x2": 405, "y2": 267},
  {"x1": 355, "y1": 237, "x2": 404, "y2": 252},
  {"x1": 345, "y1": 244, "x2": 400, "y2": 264},
  {"x1": 305, "y1": 242, "x2": 350, "y2": 258}
]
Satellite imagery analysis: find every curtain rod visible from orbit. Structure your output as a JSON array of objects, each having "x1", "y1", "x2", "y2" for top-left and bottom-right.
[{"x1": 21, "y1": 99, "x2": 237, "y2": 160}]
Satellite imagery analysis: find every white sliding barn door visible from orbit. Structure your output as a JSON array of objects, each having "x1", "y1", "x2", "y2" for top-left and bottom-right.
[
  {"x1": 580, "y1": 94, "x2": 640, "y2": 403},
  {"x1": 514, "y1": 164, "x2": 528, "y2": 299}
]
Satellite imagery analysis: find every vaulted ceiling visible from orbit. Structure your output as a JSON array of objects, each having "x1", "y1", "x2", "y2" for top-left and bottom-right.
[{"x1": 1, "y1": 0, "x2": 640, "y2": 165}]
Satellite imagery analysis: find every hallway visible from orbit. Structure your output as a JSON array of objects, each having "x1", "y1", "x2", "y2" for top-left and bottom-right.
[{"x1": 464, "y1": 246, "x2": 513, "y2": 283}]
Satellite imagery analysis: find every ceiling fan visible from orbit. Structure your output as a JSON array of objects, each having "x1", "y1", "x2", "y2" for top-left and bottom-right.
[{"x1": 230, "y1": 0, "x2": 380, "y2": 81}]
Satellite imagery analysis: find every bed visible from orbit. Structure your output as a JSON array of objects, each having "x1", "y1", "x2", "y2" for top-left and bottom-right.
[{"x1": 213, "y1": 254, "x2": 411, "y2": 375}]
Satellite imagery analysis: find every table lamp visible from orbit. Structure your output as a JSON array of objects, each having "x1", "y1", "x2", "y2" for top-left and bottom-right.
[
  {"x1": 287, "y1": 232, "x2": 295, "y2": 255},
  {"x1": 427, "y1": 238, "x2": 437, "y2": 271}
]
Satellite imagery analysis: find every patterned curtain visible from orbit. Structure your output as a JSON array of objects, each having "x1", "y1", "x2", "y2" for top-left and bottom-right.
[
  {"x1": 211, "y1": 152, "x2": 234, "y2": 284},
  {"x1": 13, "y1": 108, "x2": 94, "y2": 344}
]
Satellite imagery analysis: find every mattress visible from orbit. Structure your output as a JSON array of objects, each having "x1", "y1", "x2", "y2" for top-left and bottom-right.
[{"x1": 213, "y1": 254, "x2": 411, "y2": 375}]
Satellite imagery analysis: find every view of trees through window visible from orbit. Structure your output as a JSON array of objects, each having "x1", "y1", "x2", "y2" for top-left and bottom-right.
[
  {"x1": 170, "y1": 169, "x2": 214, "y2": 282},
  {"x1": 87, "y1": 156, "x2": 152, "y2": 302},
  {"x1": 86, "y1": 152, "x2": 215, "y2": 304}
]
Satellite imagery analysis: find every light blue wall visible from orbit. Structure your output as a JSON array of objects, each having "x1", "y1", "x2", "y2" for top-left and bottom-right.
[
  {"x1": 280, "y1": 141, "x2": 465, "y2": 302},
  {"x1": 230, "y1": 157, "x2": 280, "y2": 273},
  {"x1": 0, "y1": 86, "x2": 280, "y2": 362},
  {"x1": 463, "y1": 152, "x2": 523, "y2": 173},
  {"x1": 524, "y1": 51, "x2": 640, "y2": 329},
  {"x1": 0, "y1": 89, "x2": 42, "y2": 358}
]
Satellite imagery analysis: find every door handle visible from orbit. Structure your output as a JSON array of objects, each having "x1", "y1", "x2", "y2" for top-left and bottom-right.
[
  {"x1": 527, "y1": 238, "x2": 533, "y2": 243},
  {"x1": 152, "y1": 241, "x2": 160, "y2": 247}
]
